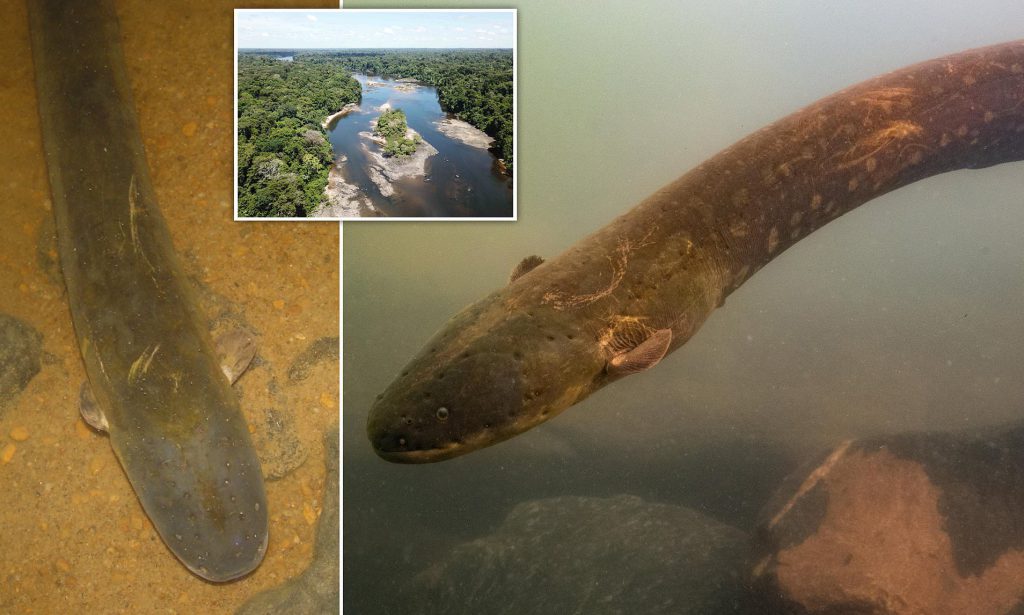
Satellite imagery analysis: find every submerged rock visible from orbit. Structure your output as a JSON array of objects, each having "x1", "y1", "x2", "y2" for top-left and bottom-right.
[
  {"x1": 253, "y1": 407, "x2": 307, "y2": 480},
  {"x1": 752, "y1": 427, "x2": 1024, "y2": 614},
  {"x1": 287, "y1": 336, "x2": 339, "y2": 383},
  {"x1": 0, "y1": 314, "x2": 43, "y2": 415},
  {"x1": 237, "y1": 428, "x2": 339, "y2": 614},
  {"x1": 403, "y1": 494, "x2": 748, "y2": 614}
]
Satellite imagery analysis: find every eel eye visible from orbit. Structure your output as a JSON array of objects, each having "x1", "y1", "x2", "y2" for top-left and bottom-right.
[{"x1": 435, "y1": 407, "x2": 450, "y2": 421}]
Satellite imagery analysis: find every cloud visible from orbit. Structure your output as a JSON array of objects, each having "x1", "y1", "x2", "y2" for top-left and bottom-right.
[{"x1": 236, "y1": 8, "x2": 514, "y2": 49}]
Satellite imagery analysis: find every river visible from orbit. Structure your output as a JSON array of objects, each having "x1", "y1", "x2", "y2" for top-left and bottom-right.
[{"x1": 326, "y1": 73, "x2": 513, "y2": 218}]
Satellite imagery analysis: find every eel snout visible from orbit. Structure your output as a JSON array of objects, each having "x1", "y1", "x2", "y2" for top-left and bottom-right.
[
  {"x1": 111, "y1": 410, "x2": 268, "y2": 582},
  {"x1": 368, "y1": 351, "x2": 523, "y2": 463}
]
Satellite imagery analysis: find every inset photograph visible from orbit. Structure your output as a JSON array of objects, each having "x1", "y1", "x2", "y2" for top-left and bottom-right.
[{"x1": 235, "y1": 9, "x2": 516, "y2": 219}]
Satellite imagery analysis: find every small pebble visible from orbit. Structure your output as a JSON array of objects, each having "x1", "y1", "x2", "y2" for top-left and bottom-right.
[
  {"x1": 181, "y1": 121, "x2": 198, "y2": 137},
  {"x1": 55, "y1": 558, "x2": 71, "y2": 573},
  {"x1": 319, "y1": 392, "x2": 335, "y2": 409},
  {"x1": 1, "y1": 443, "x2": 16, "y2": 463},
  {"x1": 10, "y1": 426, "x2": 29, "y2": 441},
  {"x1": 272, "y1": 299, "x2": 286, "y2": 310}
]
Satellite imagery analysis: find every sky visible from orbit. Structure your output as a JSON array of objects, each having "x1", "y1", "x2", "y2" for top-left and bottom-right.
[{"x1": 235, "y1": 9, "x2": 515, "y2": 49}]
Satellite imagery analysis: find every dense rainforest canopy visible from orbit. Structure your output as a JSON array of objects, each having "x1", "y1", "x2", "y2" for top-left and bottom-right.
[
  {"x1": 237, "y1": 54, "x2": 360, "y2": 217},
  {"x1": 325, "y1": 49, "x2": 513, "y2": 169},
  {"x1": 236, "y1": 49, "x2": 513, "y2": 216}
]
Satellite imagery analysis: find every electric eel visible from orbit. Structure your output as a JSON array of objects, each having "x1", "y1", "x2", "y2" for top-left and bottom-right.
[
  {"x1": 369, "y1": 40, "x2": 1024, "y2": 463},
  {"x1": 28, "y1": 0, "x2": 268, "y2": 581}
]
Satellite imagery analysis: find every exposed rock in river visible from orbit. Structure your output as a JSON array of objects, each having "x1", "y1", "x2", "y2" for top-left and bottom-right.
[
  {"x1": 434, "y1": 117, "x2": 494, "y2": 149},
  {"x1": 358, "y1": 128, "x2": 438, "y2": 198},
  {"x1": 316, "y1": 155, "x2": 378, "y2": 218},
  {"x1": 401, "y1": 494, "x2": 748, "y2": 614},
  {"x1": 752, "y1": 427, "x2": 1024, "y2": 614}
]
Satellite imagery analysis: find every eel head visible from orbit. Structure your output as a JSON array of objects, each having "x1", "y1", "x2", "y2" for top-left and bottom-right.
[{"x1": 368, "y1": 286, "x2": 609, "y2": 463}]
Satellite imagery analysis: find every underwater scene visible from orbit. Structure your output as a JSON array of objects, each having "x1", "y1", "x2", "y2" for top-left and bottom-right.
[
  {"x1": 344, "y1": 0, "x2": 1024, "y2": 613},
  {"x1": 1, "y1": 0, "x2": 338, "y2": 612}
]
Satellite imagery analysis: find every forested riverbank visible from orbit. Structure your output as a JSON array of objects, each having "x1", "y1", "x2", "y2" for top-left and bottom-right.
[{"x1": 237, "y1": 54, "x2": 361, "y2": 217}]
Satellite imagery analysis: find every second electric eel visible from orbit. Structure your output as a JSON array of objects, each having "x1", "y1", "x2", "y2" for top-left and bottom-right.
[{"x1": 369, "y1": 41, "x2": 1024, "y2": 464}]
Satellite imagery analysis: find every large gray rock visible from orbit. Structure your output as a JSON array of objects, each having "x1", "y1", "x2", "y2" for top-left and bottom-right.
[
  {"x1": 237, "y1": 428, "x2": 339, "y2": 615},
  {"x1": 0, "y1": 314, "x2": 42, "y2": 415},
  {"x1": 404, "y1": 494, "x2": 748, "y2": 614}
]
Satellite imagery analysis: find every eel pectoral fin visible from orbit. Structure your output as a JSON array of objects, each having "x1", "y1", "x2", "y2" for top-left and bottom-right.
[
  {"x1": 78, "y1": 381, "x2": 109, "y2": 432},
  {"x1": 606, "y1": 328, "x2": 672, "y2": 376},
  {"x1": 215, "y1": 329, "x2": 257, "y2": 385}
]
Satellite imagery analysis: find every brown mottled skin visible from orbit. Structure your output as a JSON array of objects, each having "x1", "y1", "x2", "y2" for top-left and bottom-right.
[{"x1": 369, "y1": 41, "x2": 1024, "y2": 463}]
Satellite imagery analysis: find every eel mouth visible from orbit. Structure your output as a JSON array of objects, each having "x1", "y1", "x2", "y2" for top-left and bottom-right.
[{"x1": 373, "y1": 444, "x2": 467, "y2": 464}]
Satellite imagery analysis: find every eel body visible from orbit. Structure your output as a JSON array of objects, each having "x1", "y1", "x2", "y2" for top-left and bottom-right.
[
  {"x1": 369, "y1": 41, "x2": 1024, "y2": 463},
  {"x1": 28, "y1": 1, "x2": 268, "y2": 580}
]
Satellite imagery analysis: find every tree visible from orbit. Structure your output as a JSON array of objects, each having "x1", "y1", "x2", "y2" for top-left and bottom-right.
[
  {"x1": 375, "y1": 108, "x2": 419, "y2": 158},
  {"x1": 236, "y1": 53, "x2": 361, "y2": 216}
]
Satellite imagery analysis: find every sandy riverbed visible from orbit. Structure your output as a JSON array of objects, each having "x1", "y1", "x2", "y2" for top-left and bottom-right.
[{"x1": 1, "y1": 0, "x2": 340, "y2": 611}]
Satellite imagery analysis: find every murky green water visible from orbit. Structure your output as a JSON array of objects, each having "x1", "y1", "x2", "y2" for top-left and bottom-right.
[{"x1": 343, "y1": 0, "x2": 1024, "y2": 613}]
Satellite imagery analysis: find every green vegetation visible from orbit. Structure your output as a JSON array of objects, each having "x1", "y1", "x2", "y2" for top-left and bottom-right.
[
  {"x1": 325, "y1": 50, "x2": 513, "y2": 170},
  {"x1": 374, "y1": 109, "x2": 421, "y2": 158},
  {"x1": 237, "y1": 54, "x2": 361, "y2": 217}
]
